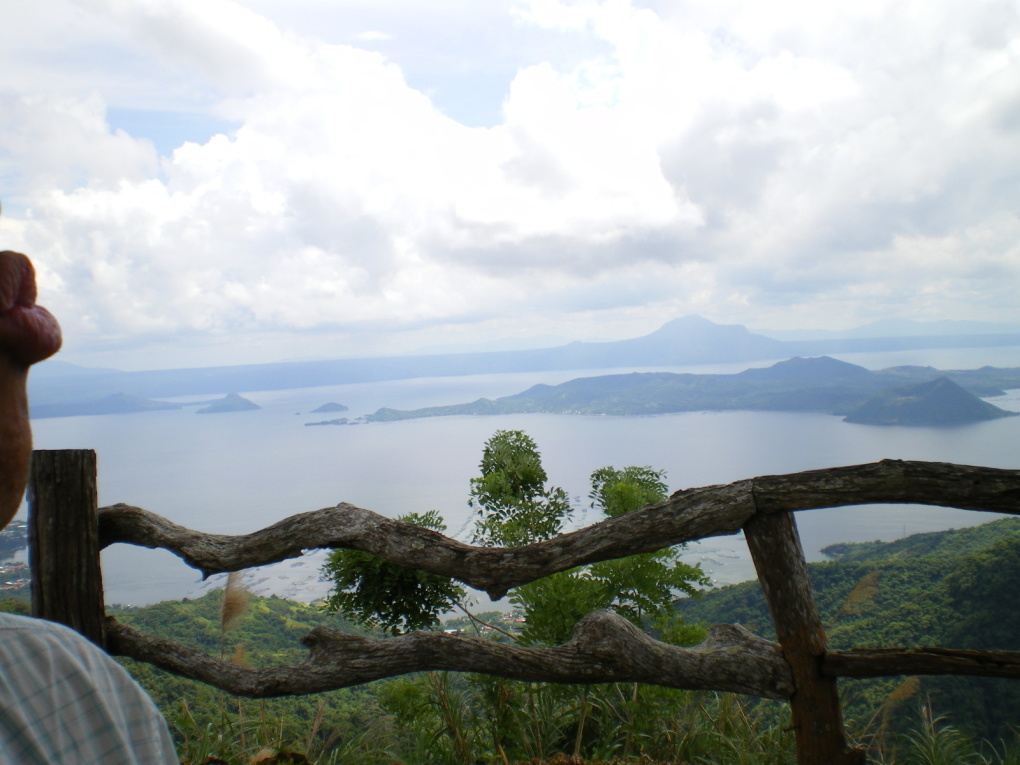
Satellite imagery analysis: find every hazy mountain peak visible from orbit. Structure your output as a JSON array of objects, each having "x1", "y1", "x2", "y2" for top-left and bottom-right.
[
  {"x1": 31, "y1": 359, "x2": 122, "y2": 377},
  {"x1": 738, "y1": 355, "x2": 874, "y2": 381},
  {"x1": 651, "y1": 315, "x2": 748, "y2": 336}
]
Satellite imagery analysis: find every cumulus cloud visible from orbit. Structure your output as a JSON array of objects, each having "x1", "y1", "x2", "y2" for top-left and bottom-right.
[
  {"x1": 0, "y1": 93, "x2": 157, "y2": 196},
  {"x1": 1, "y1": 0, "x2": 1018, "y2": 367}
]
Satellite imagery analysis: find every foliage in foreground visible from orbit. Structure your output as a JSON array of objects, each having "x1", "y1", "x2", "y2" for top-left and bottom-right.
[
  {"x1": 95, "y1": 518, "x2": 1020, "y2": 763},
  {"x1": 111, "y1": 592, "x2": 394, "y2": 764},
  {"x1": 321, "y1": 509, "x2": 466, "y2": 635},
  {"x1": 45, "y1": 429, "x2": 1018, "y2": 762},
  {"x1": 677, "y1": 516, "x2": 1020, "y2": 742}
]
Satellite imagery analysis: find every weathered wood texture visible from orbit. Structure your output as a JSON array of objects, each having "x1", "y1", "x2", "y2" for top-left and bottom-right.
[
  {"x1": 824, "y1": 648, "x2": 1020, "y2": 679},
  {"x1": 107, "y1": 611, "x2": 793, "y2": 699},
  {"x1": 746, "y1": 510, "x2": 865, "y2": 765},
  {"x1": 28, "y1": 449, "x2": 106, "y2": 647},
  {"x1": 98, "y1": 459, "x2": 1020, "y2": 599},
  {"x1": 97, "y1": 483, "x2": 754, "y2": 600},
  {"x1": 751, "y1": 459, "x2": 1020, "y2": 515}
]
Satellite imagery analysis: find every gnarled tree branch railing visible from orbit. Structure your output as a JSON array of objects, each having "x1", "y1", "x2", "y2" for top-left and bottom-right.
[
  {"x1": 28, "y1": 452, "x2": 1020, "y2": 765},
  {"x1": 96, "y1": 459, "x2": 1020, "y2": 598},
  {"x1": 106, "y1": 614, "x2": 793, "y2": 699}
]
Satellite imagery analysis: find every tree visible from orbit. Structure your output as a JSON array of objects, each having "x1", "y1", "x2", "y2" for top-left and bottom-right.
[
  {"x1": 470, "y1": 431, "x2": 707, "y2": 646},
  {"x1": 320, "y1": 429, "x2": 706, "y2": 646},
  {"x1": 590, "y1": 465, "x2": 669, "y2": 518},
  {"x1": 469, "y1": 429, "x2": 571, "y2": 547},
  {"x1": 321, "y1": 510, "x2": 466, "y2": 635},
  {"x1": 585, "y1": 466, "x2": 708, "y2": 645},
  {"x1": 466, "y1": 433, "x2": 711, "y2": 758}
]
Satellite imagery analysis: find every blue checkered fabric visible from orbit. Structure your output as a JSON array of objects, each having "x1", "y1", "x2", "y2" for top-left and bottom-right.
[{"x1": 0, "y1": 612, "x2": 178, "y2": 764}]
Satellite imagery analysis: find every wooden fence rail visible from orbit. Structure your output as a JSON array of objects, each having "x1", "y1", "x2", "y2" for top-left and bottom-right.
[{"x1": 27, "y1": 450, "x2": 1020, "y2": 765}]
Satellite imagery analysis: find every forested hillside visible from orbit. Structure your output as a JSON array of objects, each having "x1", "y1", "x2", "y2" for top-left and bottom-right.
[
  {"x1": 677, "y1": 517, "x2": 1020, "y2": 740},
  {"x1": 109, "y1": 593, "x2": 383, "y2": 762}
]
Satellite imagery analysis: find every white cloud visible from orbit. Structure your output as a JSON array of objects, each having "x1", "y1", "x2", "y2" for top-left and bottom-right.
[
  {"x1": 353, "y1": 31, "x2": 393, "y2": 43},
  {"x1": 0, "y1": 93, "x2": 158, "y2": 196},
  {"x1": 0, "y1": 0, "x2": 1018, "y2": 368}
]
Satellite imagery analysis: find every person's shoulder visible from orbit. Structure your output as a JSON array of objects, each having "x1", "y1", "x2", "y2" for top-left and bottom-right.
[
  {"x1": 0, "y1": 612, "x2": 180, "y2": 763},
  {"x1": 0, "y1": 610, "x2": 87, "y2": 639},
  {"x1": 0, "y1": 611, "x2": 109, "y2": 663},
  {"x1": 0, "y1": 611, "x2": 152, "y2": 704}
]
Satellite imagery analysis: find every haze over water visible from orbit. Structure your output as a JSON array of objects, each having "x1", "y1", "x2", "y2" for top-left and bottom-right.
[{"x1": 27, "y1": 346, "x2": 1020, "y2": 607}]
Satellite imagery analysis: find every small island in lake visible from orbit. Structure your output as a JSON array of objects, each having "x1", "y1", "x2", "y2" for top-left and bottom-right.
[
  {"x1": 305, "y1": 402, "x2": 355, "y2": 425},
  {"x1": 311, "y1": 402, "x2": 349, "y2": 413},
  {"x1": 196, "y1": 393, "x2": 261, "y2": 414}
]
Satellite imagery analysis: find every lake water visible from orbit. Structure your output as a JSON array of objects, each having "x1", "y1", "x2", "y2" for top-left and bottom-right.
[{"x1": 25, "y1": 345, "x2": 1020, "y2": 607}]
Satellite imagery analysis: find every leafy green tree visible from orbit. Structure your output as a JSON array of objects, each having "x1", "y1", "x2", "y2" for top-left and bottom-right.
[
  {"x1": 587, "y1": 465, "x2": 708, "y2": 645},
  {"x1": 466, "y1": 435, "x2": 711, "y2": 760},
  {"x1": 470, "y1": 429, "x2": 572, "y2": 547},
  {"x1": 469, "y1": 431, "x2": 707, "y2": 646},
  {"x1": 589, "y1": 465, "x2": 669, "y2": 517},
  {"x1": 321, "y1": 510, "x2": 466, "y2": 635}
]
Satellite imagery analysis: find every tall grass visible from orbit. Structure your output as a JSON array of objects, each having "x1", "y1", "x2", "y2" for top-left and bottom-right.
[{"x1": 169, "y1": 681, "x2": 1020, "y2": 765}]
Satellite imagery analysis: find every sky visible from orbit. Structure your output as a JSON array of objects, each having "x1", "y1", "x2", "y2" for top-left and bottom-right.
[{"x1": 1, "y1": 0, "x2": 1019, "y2": 370}]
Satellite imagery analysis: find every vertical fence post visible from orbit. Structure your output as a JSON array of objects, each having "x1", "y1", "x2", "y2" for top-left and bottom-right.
[
  {"x1": 27, "y1": 449, "x2": 106, "y2": 648},
  {"x1": 745, "y1": 510, "x2": 865, "y2": 765}
]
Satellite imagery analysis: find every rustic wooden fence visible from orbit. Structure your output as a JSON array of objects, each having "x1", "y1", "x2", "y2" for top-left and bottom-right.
[{"x1": 26, "y1": 449, "x2": 1020, "y2": 765}]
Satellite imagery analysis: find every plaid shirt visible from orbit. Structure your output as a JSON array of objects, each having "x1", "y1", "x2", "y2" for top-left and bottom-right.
[{"x1": 0, "y1": 612, "x2": 178, "y2": 764}]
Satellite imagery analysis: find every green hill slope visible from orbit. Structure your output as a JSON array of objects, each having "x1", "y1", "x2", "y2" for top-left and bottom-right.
[
  {"x1": 109, "y1": 593, "x2": 381, "y2": 759},
  {"x1": 676, "y1": 517, "x2": 1020, "y2": 739}
]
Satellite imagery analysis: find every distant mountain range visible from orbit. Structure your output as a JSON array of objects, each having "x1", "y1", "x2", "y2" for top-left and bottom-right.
[
  {"x1": 758, "y1": 318, "x2": 1020, "y2": 341},
  {"x1": 27, "y1": 315, "x2": 1020, "y2": 411},
  {"x1": 30, "y1": 391, "x2": 261, "y2": 419},
  {"x1": 29, "y1": 393, "x2": 183, "y2": 419},
  {"x1": 366, "y1": 356, "x2": 1020, "y2": 426}
]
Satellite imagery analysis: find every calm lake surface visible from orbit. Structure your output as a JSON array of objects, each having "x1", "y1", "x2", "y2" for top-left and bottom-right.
[{"x1": 26, "y1": 345, "x2": 1020, "y2": 606}]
